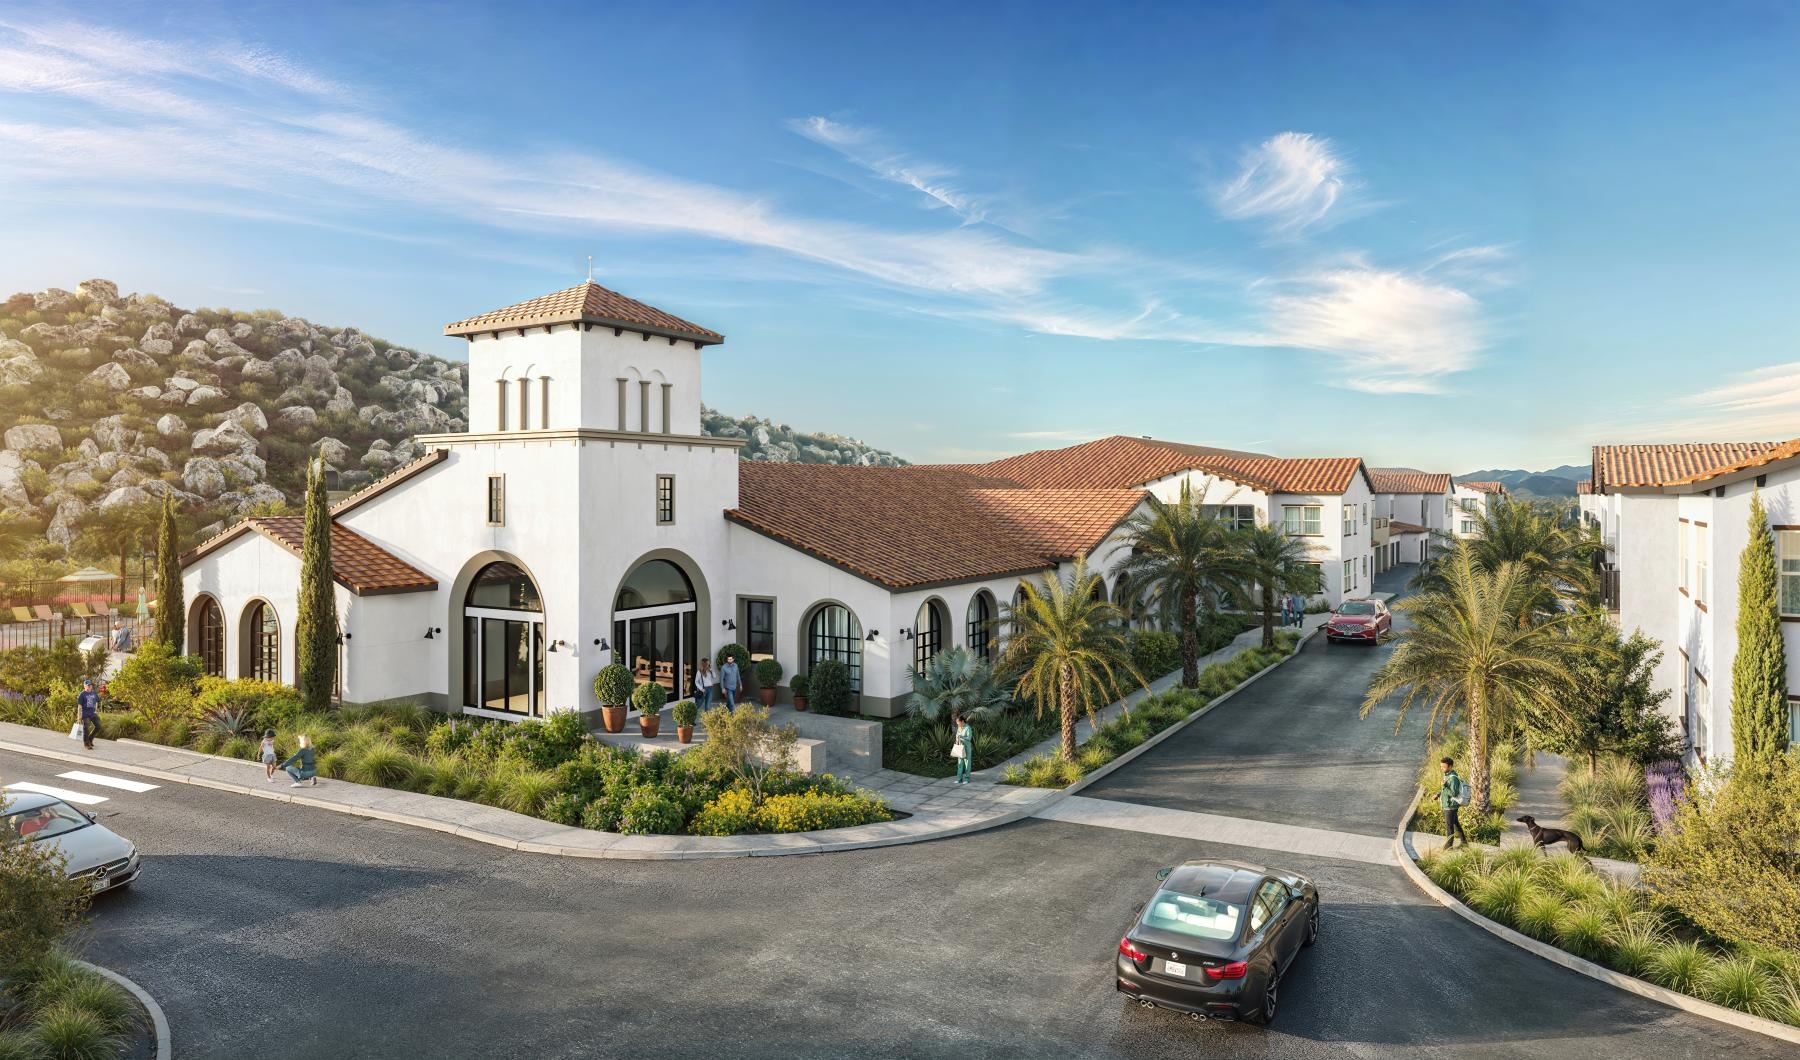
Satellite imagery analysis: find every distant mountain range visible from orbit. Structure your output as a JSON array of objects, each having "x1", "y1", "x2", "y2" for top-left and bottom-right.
[{"x1": 1457, "y1": 464, "x2": 1589, "y2": 498}]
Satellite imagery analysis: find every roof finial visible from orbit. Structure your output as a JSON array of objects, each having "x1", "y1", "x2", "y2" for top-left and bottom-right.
[{"x1": 586, "y1": 255, "x2": 593, "y2": 283}]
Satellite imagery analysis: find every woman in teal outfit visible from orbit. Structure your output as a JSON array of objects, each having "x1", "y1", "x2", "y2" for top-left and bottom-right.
[{"x1": 952, "y1": 713, "x2": 973, "y2": 784}]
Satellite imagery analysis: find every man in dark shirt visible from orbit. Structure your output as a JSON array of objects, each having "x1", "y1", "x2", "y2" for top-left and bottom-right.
[{"x1": 78, "y1": 679, "x2": 101, "y2": 750}]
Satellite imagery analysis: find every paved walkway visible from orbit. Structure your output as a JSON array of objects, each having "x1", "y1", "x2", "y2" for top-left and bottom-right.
[{"x1": 1037, "y1": 794, "x2": 1396, "y2": 866}]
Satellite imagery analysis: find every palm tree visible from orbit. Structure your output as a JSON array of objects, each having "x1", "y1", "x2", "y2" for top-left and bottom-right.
[
  {"x1": 905, "y1": 647, "x2": 1011, "y2": 720},
  {"x1": 999, "y1": 559, "x2": 1142, "y2": 762},
  {"x1": 1237, "y1": 524, "x2": 1321, "y2": 648},
  {"x1": 1110, "y1": 488, "x2": 1246, "y2": 686},
  {"x1": 1413, "y1": 499, "x2": 1600, "y2": 620},
  {"x1": 1363, "y1": 547, "x2": 1601, "y2": 814},
  {"x1": 73, "y1": 499, "x2": 156, "y2": 603}
]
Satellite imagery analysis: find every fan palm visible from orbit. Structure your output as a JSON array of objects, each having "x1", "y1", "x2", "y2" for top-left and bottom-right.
[
  {"x1": 1413, "y1": 500, "x2": 1601, "y2": 620},
  {"x1": 999, "y1": 559, "x2": 1143, "y2": 761},
  {"x1": 1109, "y1": 487, "x2": 1246, "y2": 686},
  {"x1": 905, "y1": 646, "x2": 1012, "y2": 720},
  {"x1": 1237, "y1": 524, "x2": 1321, "y2": 648},
  {"x1": 1363, "y1": 547, "x2": 1601, "y2": 813}
]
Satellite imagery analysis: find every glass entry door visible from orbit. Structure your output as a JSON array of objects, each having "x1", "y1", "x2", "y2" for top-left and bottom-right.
[{"x1": 614, "y1": 606, "x2": 696, "y2": 699}]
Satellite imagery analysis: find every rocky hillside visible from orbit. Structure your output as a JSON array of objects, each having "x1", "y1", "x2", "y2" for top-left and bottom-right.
[{"x1": 0, "y1": 280, "x2": 904, "y2": 554}]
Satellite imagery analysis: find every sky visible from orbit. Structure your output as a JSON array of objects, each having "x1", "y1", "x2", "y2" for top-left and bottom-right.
[{"x1": 2, "y1": 0, "x2": 1799, "y2": 472}]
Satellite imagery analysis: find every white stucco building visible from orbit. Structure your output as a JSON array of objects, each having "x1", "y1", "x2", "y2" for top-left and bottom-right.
[
  {"x1": 1589, "y1": 439, "x2": 1800, "y2": 766},
  {"x1": 179, "y1": 279, "x2": 1403, "y2": 727},
  {"x1": 1367, "y1": 469, "x2": 1453, "y2": 571},
  {"x1": 1449, "y1": 480, "x2": 1507, "y2": 538}
]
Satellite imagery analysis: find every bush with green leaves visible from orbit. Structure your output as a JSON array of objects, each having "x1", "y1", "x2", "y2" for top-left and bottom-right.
[
  {"x1": 790, "y1": 673, "x2": 810, "y2": 700},
  {"x1": 807, "y1": 658, "x2": 854, "y2": 716},
  {"x1": 753, "y1": 658, "x2": 783, "y2": 689},
  {"x1": 192, "y1": 677, "x2": 305, "y2": 730},
  {"x1": 617, "y1": 787, "x2": 686, "y2": 835},
  {"x1": 0, "y1": 639, "x2": 107, "y2": 700},
  {"x1": 904, "y1": 647, "x2": 1010, "y2": 721},
  {"x1": 671, "y1": 698, "x2": 698, "y2": 727},
  {"x1": 754, "y1": 790, "x2": 890, "y2": 832},
  {"x1": 1128, "y1": 629, "x2": 1181, "y2": 679},
  {"x1": 105, "y1": 640, "x2": 202, "y2": 727},
  {"x1": 592, "y1": 663, "x2": 635, "y2": 707},
  {"x1": 631, "y1": 681, "x2": 668, "y2": 716},
  {"x1": 714, "y1": 642, "x2": 751, "y2": 674}
]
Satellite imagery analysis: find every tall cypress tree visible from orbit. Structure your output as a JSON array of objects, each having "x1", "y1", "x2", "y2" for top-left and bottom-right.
[
  {"x1": 296, "y1": 458, "x2": 339, "y2": 709},
  {"x1": 1731, "y1": 491, "x2": 1790, "y2": 766},
  {"x1": 153, "y1": 493, "x2": 184, "y2": 651}
]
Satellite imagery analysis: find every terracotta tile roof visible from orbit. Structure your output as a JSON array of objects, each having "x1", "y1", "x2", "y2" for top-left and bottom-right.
[
  {"x1": 182, "y1": 517, "x2": 436, "y2": 596},
  {"x1": 970, "y1": 435, "x2": 1369, "y2": 495},
  {"x1": 1575, "y1": 481, "x2": 1592, "y2": 495},
  {"x1": 331, "y1": 448, "x2": 448, "y2": 517},
  {"x1": 1590, "y1": 441, "x2": 1794, "y2": 492},
  {"x1": 1458, "y1": 480, "x2": 1507, "y2": 494},
  {"x1": 727, "y1": 463, "x2": 1144, "y2": 589},
  {"x1": 1367, "y1": 468, "x2": 1452, "y2": 494},
  {"x1": 1388, "y1": 520, "x2": 1430, "y2": 535},
  {"x1": 444, "y1": 280, "x2": 723, "y2": 345}
]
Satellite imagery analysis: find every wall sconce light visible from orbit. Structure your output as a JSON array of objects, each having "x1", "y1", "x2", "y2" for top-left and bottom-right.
[
  {"x1": 720, "y1": 618, "x2": 737, "y2": 630},
  {"x1": 423, "y1": 627, "x2": 440, "y2": 640},
  {"x1": 865, "y1": 629, "x2": 879, "y2": 641},
  {"x1": 335, "y1": 632, "x2": 353, "y2": 645},
  {"x1": 899, "y1": 627, "x2": 914, "y2": 641},
  {"x1": 547, "y1": 640, "x2": 561, "y2": 653},
  {"x1": 594, "y1": 637, "x2": 610, "y2": 652}
]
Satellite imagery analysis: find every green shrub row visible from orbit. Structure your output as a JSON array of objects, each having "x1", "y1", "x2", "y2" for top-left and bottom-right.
[
  {"x1": 882, "y1": 709, "x2": 1057, "y2": 778},
  {"x1": 1420, "y1": 845, "x2": 1800, "y2": 1027}
]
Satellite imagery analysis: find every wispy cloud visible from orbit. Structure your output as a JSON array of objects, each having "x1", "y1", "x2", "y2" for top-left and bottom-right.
[
  {"x1": 789, "y1": 116, "x2": 985, "y2": 223},
  {"x1": 1215, "y1": 132, "x2": 1351, "y2": 234},
  {"x1": 1008, "y1": 428, "x2": 1107, "y2": 441},
  {"x1": 1620, "y1": 362, "x2": 1800, "y2": 440}
]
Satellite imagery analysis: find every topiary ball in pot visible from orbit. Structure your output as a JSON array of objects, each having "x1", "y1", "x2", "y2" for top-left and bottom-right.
[
  {"x1": 790, "y1": 673, "x2": 811, "y2": 712},
  {"x1": 593, "y1": 663, "x2": 635, "y2": 734},
  {"x1": 715, "y1": 642, "x2": 751, "y2": 673},
  {"x1": 754, "y1": 658, "x2": 784, "y2": 706},
  {"x1": 631, "y1": 680, "x2": 668, "y2": 738},
  {"x1": 671, "y1": 696, "x2": 699, "y2": 743}
]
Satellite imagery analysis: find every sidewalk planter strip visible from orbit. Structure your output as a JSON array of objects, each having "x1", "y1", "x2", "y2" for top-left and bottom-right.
[{"x1": 1393, "y1": 787, "x2": 1800, "y2": 1045}]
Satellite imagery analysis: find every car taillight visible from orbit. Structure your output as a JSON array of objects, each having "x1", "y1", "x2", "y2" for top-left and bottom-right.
[
  {"x1": 1119, "y1": 937, "x2": 1149, "y2": 963},
  {"x1": 1205, "y1": 961, "x2": 1248, "y2": 980}
]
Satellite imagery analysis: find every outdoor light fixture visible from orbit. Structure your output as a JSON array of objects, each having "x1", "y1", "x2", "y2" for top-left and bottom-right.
[
  {"x1": 721, "y1": 618, "x2": 737, "y2": 630},
  {"x1": 594, "y1": 637, "x2": 610, "y2": 651},
  {"x1": 866, "y1": 629, "x2": 879, "y2": 641},
  {"x1": 423, "y1": 627, "x2": 440, "y2": 640},
  {"x1": 899, "y1": 627, "x2": 914, "y2": 640}
]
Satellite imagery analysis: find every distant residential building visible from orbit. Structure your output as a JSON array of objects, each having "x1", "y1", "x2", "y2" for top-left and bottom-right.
[
  {"x1": 1589, "y1": 439, "x2": 1800, "y2": 765},
  {"x1": 1450, "y1": 480, "x2": 1507, "y2": 538},
  {"x1": 1367, "y1": 469, "x2": 1454, "y2": 571}
]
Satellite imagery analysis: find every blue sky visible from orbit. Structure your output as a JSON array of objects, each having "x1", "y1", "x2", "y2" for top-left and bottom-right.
[{"x1": 3, "y1": 1, "x2": 1799, "y2": 471}]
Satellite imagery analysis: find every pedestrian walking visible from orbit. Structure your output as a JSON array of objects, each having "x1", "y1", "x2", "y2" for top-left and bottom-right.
[
  {"x1": 719, "y1": 655, "x2": 741, "y2": 712},
  {"x1": 1280, "y1": 594, "x2": 1295, "y2": 629},
  {"x1": 1439, "y1": 756, "x2": 1470, "y2": 848},
  {"x1": 951, "y1": 712, "x2": 973, "y2": 784},
  {"x1": 693, "y1": 658, "x2": 717, "y2": 711},
  {"x1": 279, "y1": 734, "x2": 319, "y2": 787},
  {"x1": 110, "y1": 621, "x2": 132, "y2": 653},
  {"x1": 260, "y1": 729, "x2": 279, "y2": 782},
  {"x1": 77, "y1": 679, "x2": 101, "y2": 751}
]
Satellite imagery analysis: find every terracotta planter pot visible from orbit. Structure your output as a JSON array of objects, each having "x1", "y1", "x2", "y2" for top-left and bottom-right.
[
  {"x1": 638, "y1": 713, "x2": 661, "y2": 739},
  {"x1": 677, "y1": 725, "x2": 693, "y2": 744},
  {"x1": 759, "y1": 687, "x2": 776, "y2": 707},
  {"x1": 793, "y1": 695, "x2": 809, "y2": 712},
  {"x1": 600, "y1": 704, "x2": 627, "y2": 734}
]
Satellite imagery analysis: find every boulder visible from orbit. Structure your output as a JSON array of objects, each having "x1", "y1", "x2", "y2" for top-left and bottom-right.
[
  {"x1": 75, "y1": 279, "x2": 120, "y2": 303},
  {"x1": 182, "y1": 457, "x2": 226, "y2": 498},
  {"x1": 276, "y1": 406, "x2": 318, "y2": 429},
  {"x1": 77, "y1": 438, "x2": 101, "y2": 461},
  {"x1": 300, "y1": 353, "x2": 338, "y2": 391},
  {"x1": 127, "y1": 386, "x2": 163, "y2": 401},
  {"x1": 140, "y1": 447, "x2": 173, "y2": 471},
  {"x1": 45, "y1": 498, "x2": 87, "y2": 548},
  {"x1": 313, "y1": 437, "x2": 351, "y2": 467},
  {"x1": 191, "y1": 420, "x2": 258, "y2": 456},
  {"x1": 99, "y1": 304, "x2": 133, "y2": 325},
  {"x1": 271, "y1": 348, "x2": 305, "y2": 377},
  {"x1": 3, "y1": 424, "x2": 61, "y2": 452},
  {"x1": 231, "y1": 483, "x2": 286, "y2": 515},
  {"x1": 401, "y1": 402, "x2": 452, "y2": 433},
  {"x1": 33, "y1": 289, "x2": 75, "y2": 312},
  {"x1": 240, "y1": 358, "x2": 278, "y2": 383},
  {"x1": 325, "y1": 387, "x2": 356, "y2": 416},
  {"x1": 158, "y1": 389, "x2": 188, "y2": 406},
  {"x1": 337, "y1": 469, "x2": 374, "y2": 491},
  {"x1": 0, "y1": 451, "x2": 29, "y2": 506},
  {"x1": 179, "y1": 339, "x2": 214, "y2": 365},
  {"x1": 164, "y1": 375, "x2": 199, "y2": 393},
  {"x1": 360, "y1": 448, "x2": 398, "y2": 471},
  {"x1": 230, "y1": 322, "x2": 254, "y2": 341},
  {"x1": 185, "y1": 384, "x2": 227, "y2": 406},
  {"x1": 137, "y1": 339, "x2": 173, "y2": 358},
  {"x1": 106, "y1": 468, "x2": 142, "y2": 489},
  {"x1": 91, "y1": 414, "x2": 140, "y2": 452},
  {"x1": 176, "y1": 313, "x2": 206, "y2": 335},
  {"x1": 219, "y1": 401, "x2": 268, "y2": 435},
  {"x1": 96, "y1": 484, "x2": 154, "y2": 511},
  {"x1": 116, "y1": 346, "x2": 158, "y2": 367},
  {"x1": 0, "y1": 338, "x2": 32, "y2": 360},
  {"x1": 218, "y1": 455, "x2": 265, "y2": 487},
  {"x1": 0, "y1": 356, "x2": 43, "y2": 387},
  {"x1": 142, "y1": 322, "x2": 176, "y2": 345},
  {"x1": 155, "y1": 414, "x2": 188, "y2": 439}
]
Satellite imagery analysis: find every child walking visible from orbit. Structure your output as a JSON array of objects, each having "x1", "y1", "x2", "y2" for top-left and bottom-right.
[{"x1": 261, "y1": 729, "x2": 279, "y2": 782}]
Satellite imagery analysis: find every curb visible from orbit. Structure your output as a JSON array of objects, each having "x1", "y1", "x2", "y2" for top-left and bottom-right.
[
  {"x1": 77, "y1": 959, "x2": 171, "y2": 1058},
  {"x1": 1390, "y1": 785, "x2": 1800, "y2": 1046}
]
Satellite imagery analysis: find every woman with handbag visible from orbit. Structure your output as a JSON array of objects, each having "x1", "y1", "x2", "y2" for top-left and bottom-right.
[{"x1": 951, "y1": 712, "x2": 973, "y2": 785}]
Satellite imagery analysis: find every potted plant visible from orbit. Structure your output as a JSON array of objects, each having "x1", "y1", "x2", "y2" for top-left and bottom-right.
[
  {"x1": 790, "y1": 672, "x2": 811, "y2": 712},
  {"x1": 754, "y1": 658, "x2": 784, "y2": 706},
  {"x1": 632, "y1": 680, "x2": 667, "y2": 738},
  {"x1": 672, "y1": 697, "x2": 698, "y2": 743},
  {"x1": 593, "y1": 663, "x2": 634, "y2": 734}
]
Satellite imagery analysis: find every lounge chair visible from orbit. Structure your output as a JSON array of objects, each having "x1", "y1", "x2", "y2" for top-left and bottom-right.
[
  {"x1": 9, "y1": 606, "x2": 31, "y2": 623},
  {"x1": 70, "y1": 602, "x2": 96, "y2": 620},
  {"x1": 31, "y1": 605, "x2": 56, "y2": 623}
]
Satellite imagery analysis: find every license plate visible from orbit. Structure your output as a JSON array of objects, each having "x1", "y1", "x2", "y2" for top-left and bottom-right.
[{"x1": 1163, "y1": 960, "x2": 1187, "y2": 978}]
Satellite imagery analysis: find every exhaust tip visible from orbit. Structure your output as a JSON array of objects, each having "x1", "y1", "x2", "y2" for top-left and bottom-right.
[
  {"x1": 1139, "y1": 999, "x2": 1154, "y2": 1009},
  {"x1": 1188, "y1": 1012, "x2": 1206, "y2": 1022}
]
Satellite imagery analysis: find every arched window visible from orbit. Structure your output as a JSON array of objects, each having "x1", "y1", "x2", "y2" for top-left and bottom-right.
[
  {"x1": 193, "y1": 596, "x2": 224, "y2": 677},
  {"x1": 463, "y1": 561, "x2": 545, "y2": 716},
  {"x1": 244, "y1": 601, "x2": 279, "y2": 682},
  {"x1": 913, "y1": 598, "x2": 948, "y2": 671},
  {"x1": 613, "y1": 558, "x2": 697, "y2": 698},
  {"x1": 1090, "y1": 578, "x2": 1108, "y2": 604},
  {"x1": 965, "y1": 591, "x2": 996, "y2": 661},
  {"x1": 806, "y1": 604, "x2": 862, "y2": 693}
]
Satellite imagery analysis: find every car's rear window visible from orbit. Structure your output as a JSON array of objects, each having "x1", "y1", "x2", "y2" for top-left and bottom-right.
[
  {"x1": 1338, "y1": 602, "x2": 1377, "y2": 615},
  {"x1": 1140, "y1": 889, "x2": 1244, "y2": 941},
  {"x1": 3, "y1": 801, "x2": 90, "y2": 842}
]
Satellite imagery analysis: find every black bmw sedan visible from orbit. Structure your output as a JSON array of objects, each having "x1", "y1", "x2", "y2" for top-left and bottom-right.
[{"x1": 1115, "y1": 859, "x2": 1319, "y2": 1025}]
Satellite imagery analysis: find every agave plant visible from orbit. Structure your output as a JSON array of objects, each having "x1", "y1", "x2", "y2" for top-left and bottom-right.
[
  {"x1": 905, "y1": 647, "x2": 1011, "y2": 721},
  {"x1": 196, "y1": 705, "x2": 255, "y2": 737}
]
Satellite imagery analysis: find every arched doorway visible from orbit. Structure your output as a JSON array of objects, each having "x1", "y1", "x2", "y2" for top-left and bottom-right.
[
  {"x1": 241, "y1": 600, "x2": 280, "y2": 682},
  {"x1": 805, "y1": 603, "x2": 862, "y2": 693},
  {"x1": 965, "y1": 591, "x2": 996, "y2": 661},
  {"x1": 612, "y1": 559, "x2": 696, "y2": 698},
  {"x1": 191, "y1": 595, "x2": 224, "y2": 677},
  {"x1": 463, "y1": 561, "x2": 545, "y2": 716},
  {"x1": 913, "y1": 598, "x2": 948, "y2": 671}
]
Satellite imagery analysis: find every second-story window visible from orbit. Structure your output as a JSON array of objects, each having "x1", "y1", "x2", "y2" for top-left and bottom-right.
[
  {"x1": 487, "y1": 475, "x2": 505, "y2": 526},
  {"x1": 1342, "y1": 506, "x2": 1356, "y2": 536},
  {"x1": 1695, "y1": 523, "x2": 1709, "y2": 605},
  {"x1": 656, "y1": 475, "x2": 675, "y2": 524},
  {"x1": 1780, "y1": 531, "x2": 1800, "y2": 617},
  {"x1": 1283, "y1": 505, "x2": 1322, "y2": 536}
]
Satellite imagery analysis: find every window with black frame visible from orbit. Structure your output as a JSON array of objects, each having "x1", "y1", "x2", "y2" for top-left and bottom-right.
[
  {"x1": 246, "y1": 601, "x2": 279, "y2": 682},
  {"x1": 743, "y1": 599, "x2": 775, "y2": 660},
  {"x1": 966, "y1": 591, "x2": 995, "y2": 661},
  {"x1": 807, "y1": 604, "x2": 862, "y2": 692},
  {"x1": 913, "y1": 599, "x2": 946, "y2": 670}
]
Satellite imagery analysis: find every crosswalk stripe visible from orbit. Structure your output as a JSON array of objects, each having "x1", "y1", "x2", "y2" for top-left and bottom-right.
[
  {"x1": 56, "y1": 771, "x2": 159, "y2": 794},
  {"x1": 1035, "y1": 796, "x2": 1396, "y2": 866},
  {"x1": 5, "y1": 781, "x2": 109, "y2": 806}
]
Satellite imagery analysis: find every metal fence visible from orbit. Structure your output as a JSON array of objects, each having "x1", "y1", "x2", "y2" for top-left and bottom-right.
[{"x1": 0, "y1": 615, "x2": 158, "y2": 653}]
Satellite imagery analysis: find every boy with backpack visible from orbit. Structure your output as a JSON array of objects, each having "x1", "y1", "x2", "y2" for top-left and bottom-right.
[{"x1": 1439, "y1": 756, "x2": 1470, "y2": 847}]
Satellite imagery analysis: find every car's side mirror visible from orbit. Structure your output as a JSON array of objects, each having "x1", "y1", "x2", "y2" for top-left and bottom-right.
[
  {"x1": 84, "y1": 811, "x2": 97, "y2": 822},
  {"x1": 1155, "y1": 867, "x2": 1172, "y2": 881},
  {"x1": 1289, "y1": 885, "x2": 1305, "y2": 901}
]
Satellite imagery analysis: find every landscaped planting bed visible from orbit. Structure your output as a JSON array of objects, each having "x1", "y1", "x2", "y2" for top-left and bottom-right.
[
  {"x1": 1000, "y1": 630, "x2": 1299, "y2": 788},
  {"x1": 1418, "y1": 844, "x2": 1800, "y2": 1027},
  {"x1": 1409, "y1": 730, "x2": 1519, "y2": 844},
  {"x1": 1561, "y1": 758, "x2": 1655, "y2": 861},
  {"x1": 0, "y1": 950, "x2": 146, "y2": 1059},
  {"x1": 880, "y1": 709, "x2": 1057, "y2": 778}
]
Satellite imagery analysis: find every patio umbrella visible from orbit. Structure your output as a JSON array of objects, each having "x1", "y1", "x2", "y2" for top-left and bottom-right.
[{"x1": 56, "y1": 567, "x2": 118, "y2": 583}]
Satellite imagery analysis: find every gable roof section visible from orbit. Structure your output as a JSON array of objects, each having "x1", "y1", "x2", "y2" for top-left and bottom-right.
[
  {"x1": 1367, "y1": 468, "x2": 1452, "y2": 494},
  {"x1": 182, "y1": 517, "x2": 437, "y2": 596},
  {"x1": 444, "y1": 280, "x2": 723, "y2": 345},
  {"x1": 331, "y1": 448, "x2": 448, "y2": 518},
  {"x1": 1590, "y1": 441, "x2": 1792, "y2": 492},
  {"x1": 972, "y1": 435, "x2": 1369, "y2": 495},
  {"x1": 727, "y1": 463, "x2": 1144, "y2": 590},
  {"x1": 1458, "y1": 480, "x2": 1507, "y2": 494}
]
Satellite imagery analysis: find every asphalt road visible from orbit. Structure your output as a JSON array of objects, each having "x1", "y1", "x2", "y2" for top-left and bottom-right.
[{"x1": 1, "y1": 566, "x2": 1783, "y2": 1058}]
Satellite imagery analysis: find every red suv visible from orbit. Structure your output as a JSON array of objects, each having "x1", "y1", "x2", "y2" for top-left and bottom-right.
[{"x1": 1325, "y1": 599, "x2": 1390, "y2": 644}]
